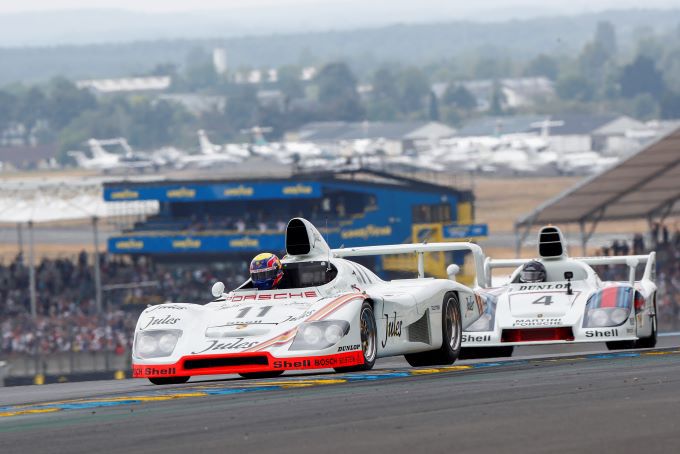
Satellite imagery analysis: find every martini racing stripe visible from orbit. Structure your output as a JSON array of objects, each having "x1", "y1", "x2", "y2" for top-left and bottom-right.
[{"x1": 592, "y1": 287, "x2": 633, "y2": 309}]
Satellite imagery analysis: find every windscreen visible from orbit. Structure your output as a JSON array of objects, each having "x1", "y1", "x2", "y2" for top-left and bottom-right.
[{"x1": 281, "y1": 261, "x2": 337, "y2": 288}]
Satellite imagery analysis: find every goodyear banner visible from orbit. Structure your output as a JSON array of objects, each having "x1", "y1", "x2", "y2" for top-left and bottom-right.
[
  {"x1": 104, "y1": 182, "x2": 321, "y2": 202},
  {"x1": 109, "y1": 234, "x2": 285, "y2": 254},
  {"x1": 442, "y1": 223, "x2": 488, "y2": 239}
]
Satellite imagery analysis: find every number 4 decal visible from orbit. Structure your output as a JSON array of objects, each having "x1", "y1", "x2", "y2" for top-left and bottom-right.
[{"x1": 532, "y1": 295, "x2": 554, "y2": 306}]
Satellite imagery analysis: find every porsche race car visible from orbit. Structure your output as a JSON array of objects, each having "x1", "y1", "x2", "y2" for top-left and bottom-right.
[
  {"x1": 460, "y1": 225, "x2": 657, "y2": 359},
  {"x1": 132, "y1": 218, "x2": 486, "y2": 384}
]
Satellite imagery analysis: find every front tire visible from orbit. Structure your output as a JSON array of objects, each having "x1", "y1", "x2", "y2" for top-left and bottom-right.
[
  {"x1": 636, "y1": 306, "x2": 658, "y2": 349},
  {"x1": 335, "y1": 301, "x2": 377, "y2": 372},
  {"x1": 149, "y1": 376, "x2": 190, "y2": 385},
  {"x1": 608, "y1": 303, "x2": 658, "y2": 350},
  {"x1": 405, "y1": 292, "x2": 462, "y2": 367}
]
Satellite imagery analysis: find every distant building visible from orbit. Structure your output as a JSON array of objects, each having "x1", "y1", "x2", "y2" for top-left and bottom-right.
[
  {"x1": 456, "y1": 114, "x2": 648, "y2": 154},
  {"x1": 212, "y1": 48, "x2": 228, "y2": 75},
  {"x1": 233, "y1": 67, "x2": 315, "y2": 85},
  {"x1": 256, "y1": 89, "x2": 286, "y2": 111},
  {"x1": 158, "y1": 94, "x2": 227, "y2": 115},
  {"x1": 0, "y1": 144, "x2": 58, "y2": 170},
  {"x1": 76, "y1": 76, "x2": 172, "y2": 95},
  {"x1": 289, "y1": 121, "x2": 456, "y2": 154}
]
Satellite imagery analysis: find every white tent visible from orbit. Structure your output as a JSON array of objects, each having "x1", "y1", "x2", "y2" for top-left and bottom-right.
[{"x1": 0, "y1": 179, "x2": 158, "y2": 317}]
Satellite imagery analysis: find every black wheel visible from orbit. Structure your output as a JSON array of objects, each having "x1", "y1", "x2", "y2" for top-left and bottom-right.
[
  {"x1": 636, "y1": 304, "x2": 658, "y2": 349},
  {"x1": 404, "y1": 292, "x2": 462, "y2": 367},
  {"x1": 148, "y1": 376, "x2": 190, "y2": 385},
  {"x1": 606, "y1": 340, "x2": 637, "y2": 350},
  {"x1": 459, "y1": 346, "x2": 514, "y2": 360},
  {"x1": 608, "y1": 300, "x2": 658, "y2": 350},
  {"x1": 335, "y1": 301, "x2": 377, "y2": 372},
  {"x1": 239, "y1": 371, "x2": 285, "y2": 379}
]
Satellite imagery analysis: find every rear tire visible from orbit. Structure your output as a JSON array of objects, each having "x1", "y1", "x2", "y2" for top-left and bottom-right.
[
  {"x1": 404, "y1": 292, "x2": 462, "y2": 367},
  {"x1": 335, "y1": 301, "x2": 377, "y2": 372},
  {"x1": 148, "y1": 376, "x2": 190, "y2": 385},
  {"x1": 239, "y1": 371, "x2": 285, "y2": 379},
  {"x1": 458, "y1": 346, "x2": 514, "y2": 360}
]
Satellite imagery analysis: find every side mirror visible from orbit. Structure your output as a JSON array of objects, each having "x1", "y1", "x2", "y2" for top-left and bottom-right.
[
  {"x1": 563, "y1": 271, "x2": 573, "y2": 295},
  {"x1": 447, "y1": 264, "x2": 461, "y2": 281},
  {"x1": 211, "y1": 281, "x2": 226, "y2": 298}
]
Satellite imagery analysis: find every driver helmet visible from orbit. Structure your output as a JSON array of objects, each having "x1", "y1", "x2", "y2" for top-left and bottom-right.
[
  {"x1": 250, "y1": 253, "x2": 283, "y2": 290},
  {"x1": 519, "y1": 260, "x2": 547, "y2": 283}
]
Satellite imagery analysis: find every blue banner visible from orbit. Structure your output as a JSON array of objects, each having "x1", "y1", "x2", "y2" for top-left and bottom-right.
[
  {"x1": 104, "y1": 182, "x2": 321, "y2": 202},
  {"x1": 108, "y1": 234, "x2": 286, "y2": 254},
  {"x1": 442, "y1": 223, "x2": 488, "y2": 239}
]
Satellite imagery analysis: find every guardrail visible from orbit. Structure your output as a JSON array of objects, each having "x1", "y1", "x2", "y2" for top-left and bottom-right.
[{"x1": 1, "y1": 350, "x2": 131, "y2": 385}]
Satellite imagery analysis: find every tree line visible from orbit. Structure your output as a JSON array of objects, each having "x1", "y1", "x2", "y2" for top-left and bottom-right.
[{"x1": 1, "y1": 20, "x2": 680, "y2": 165}]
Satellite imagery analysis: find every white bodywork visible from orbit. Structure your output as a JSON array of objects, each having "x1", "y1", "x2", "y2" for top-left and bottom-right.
[
  {"x1": 132, "y1": 218, "x2": 483, "y2": 377},
  {"x1": 463, "y1": 226, "x2": 657, "y2": 348}
]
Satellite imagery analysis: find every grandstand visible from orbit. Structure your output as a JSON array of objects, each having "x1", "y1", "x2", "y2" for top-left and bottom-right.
[{"x1": 104, "y1": 169, "x2": 485, "y2": 282}]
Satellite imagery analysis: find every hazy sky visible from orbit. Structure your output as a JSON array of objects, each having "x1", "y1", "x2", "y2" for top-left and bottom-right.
[{"x1": 1, "y1": 0, "x2": 679, "y2": 14}]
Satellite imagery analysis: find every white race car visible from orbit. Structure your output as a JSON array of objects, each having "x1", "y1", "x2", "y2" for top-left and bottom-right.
[
  {"x1": 461, "y1": 226, "x2": 657, "y2": 358},
  {"x1": 132, "y1": 218, "x2": 485, "y2": 384}
]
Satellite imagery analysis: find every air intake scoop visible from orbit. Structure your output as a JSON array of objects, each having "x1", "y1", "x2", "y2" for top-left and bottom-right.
[
  {"x1": 285, "y1": 218, "x2": 331, "y2": 260},
  {"x1": 538, "y1": 226, "x2": 567, "y2": 259}
]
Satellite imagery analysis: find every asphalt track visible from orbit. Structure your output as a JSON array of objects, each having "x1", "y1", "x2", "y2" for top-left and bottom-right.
[{"x1": 2, "y1": 336, "x2": 680, "y2": 454}]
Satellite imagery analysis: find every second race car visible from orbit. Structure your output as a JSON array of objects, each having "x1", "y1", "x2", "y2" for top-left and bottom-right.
[{"x1": 461, "y1": 225, "x2": 657, "y2": 358}]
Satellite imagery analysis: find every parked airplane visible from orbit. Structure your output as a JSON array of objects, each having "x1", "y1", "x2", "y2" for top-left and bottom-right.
[{"x1": 68, "y1": 138, "x2": 155, "y2": 172}]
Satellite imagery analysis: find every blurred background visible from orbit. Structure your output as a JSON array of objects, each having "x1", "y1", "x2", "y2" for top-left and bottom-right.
[{"x1": 0, "y1": 0, "x2": 679, "y2": 386}]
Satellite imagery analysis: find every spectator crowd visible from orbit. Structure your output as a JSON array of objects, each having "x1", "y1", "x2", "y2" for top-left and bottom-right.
[
  {"x1": 594, "y1": 222, "x2": 680, "y2": 331},
  {"x1": 1, "y1": 252, "x2": 249, "y2": 355},
  {"x1": 1, "y1": 222, "x2": 678, "y2": 356}
]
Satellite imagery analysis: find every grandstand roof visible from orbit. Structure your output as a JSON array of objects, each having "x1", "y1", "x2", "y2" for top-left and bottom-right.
[
  {"x1": 0, "y1": 180, "x2": 158, "y2": 224},
  {"x1": 517, "y1": 125, "x2": 680, "y2": 227},
  {"x1": 102, "y1": 168, "x2": 473, "y2": 200}
]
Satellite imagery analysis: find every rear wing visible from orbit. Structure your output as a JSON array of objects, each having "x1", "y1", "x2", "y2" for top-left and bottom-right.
[
  {"x1": 484, "y1": 252, "x2": 656, "y2": 288},
  {"x1": 332, "y1": 242, "x2": 486, "y2": 287}
]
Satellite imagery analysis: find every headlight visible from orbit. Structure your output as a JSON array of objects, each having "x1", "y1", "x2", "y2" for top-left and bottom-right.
[
  {"x1": 588, "y1": 309, "x2": 609, "y2": 327},
  {"x1": 134, "y1": 330, "x2": 182, "y2": 358},
  {"x1": 467, "y1": 313, "x2": 493, "y2": 332},
  {"x1": 583, "y1": 307, "x2": 630, "y2": 328},
  {"x1": 290, "y1": 321, "x2": 349, "y2": 351},
  {"x1": 610, "y1": 307, "x2": 629, "y2": 325},
  {"x1": 324, "y1": 324, "x2": 344, "y2": 344}
]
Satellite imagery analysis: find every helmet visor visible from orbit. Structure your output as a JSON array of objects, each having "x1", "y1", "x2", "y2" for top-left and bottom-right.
[
  {"x1": 520, "y1": 270, "x2": 544, "y2": 283},
  {"x1": 251, "y1": 268, "x2": 280, "y2": 283}
]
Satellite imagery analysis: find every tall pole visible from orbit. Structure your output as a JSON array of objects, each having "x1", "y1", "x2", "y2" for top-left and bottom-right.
[
  {"x1": 92, "y1": 217, "x2": 103, "y2": 313},
  {"x1": 16, "y1": 223, "x2": 23, "y2": 255},
  {"x1": 580, "y1": 221, "x2": 587, "y2": 257},
  {"x1": 28, "y1": 221, "x2": 37, "y2": 318}
]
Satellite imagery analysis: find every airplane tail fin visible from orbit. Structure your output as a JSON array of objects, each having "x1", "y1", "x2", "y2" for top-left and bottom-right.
[
  {"x1": 198, "y1": 130, "x2": 218, "y2": 155},
  {"x1": 88, "y1": 139, "x2": 115, "y2": 159}
]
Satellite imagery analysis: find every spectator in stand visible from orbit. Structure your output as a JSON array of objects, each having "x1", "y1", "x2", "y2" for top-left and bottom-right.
[{"x1": 633, "y1": 234, "x2": 645, "y2": 255}]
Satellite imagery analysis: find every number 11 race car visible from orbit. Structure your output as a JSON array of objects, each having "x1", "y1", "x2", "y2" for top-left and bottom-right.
[
  {"x1": 132, "y1": 218, "x2": 485, "y2": 384},
  {"x1": 460, "y1": 225, "x2": 657, "y2": 359}
]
